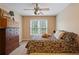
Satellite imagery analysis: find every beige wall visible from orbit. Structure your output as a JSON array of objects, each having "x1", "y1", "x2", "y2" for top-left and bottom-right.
[
  {"x1": 22, "y1": 16, "x2": 56, "y2": 40},
  {"x1": 0, "y1": 4, "x2": 22, "y2": 42},
  {"x1": 56, "y1": 3, "x2": 79, "y2": 35}
]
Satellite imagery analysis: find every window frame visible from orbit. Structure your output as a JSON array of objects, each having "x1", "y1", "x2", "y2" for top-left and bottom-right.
[{"x1": 30, "y1": 19, "x2": 48, "y2": 35}]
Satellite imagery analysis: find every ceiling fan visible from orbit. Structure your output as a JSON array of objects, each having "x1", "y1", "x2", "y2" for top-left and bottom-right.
[{"x1": 24, "y1": 3, "x2": 49, "y2": 15}]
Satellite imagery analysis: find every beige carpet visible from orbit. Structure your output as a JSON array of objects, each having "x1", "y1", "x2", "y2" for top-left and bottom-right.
[{"x1": 10, "y1": 41, "x2": 27, "y2": 55}]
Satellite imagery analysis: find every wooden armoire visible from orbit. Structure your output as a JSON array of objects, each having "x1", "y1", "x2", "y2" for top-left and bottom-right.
[{"x1": 0, "y1": 17, "x2": 19, "y2": 54}]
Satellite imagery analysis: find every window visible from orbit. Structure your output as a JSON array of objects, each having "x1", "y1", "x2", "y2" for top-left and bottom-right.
[{"x1": 30, "y1": 19, "x2": 48, "y2": 36}]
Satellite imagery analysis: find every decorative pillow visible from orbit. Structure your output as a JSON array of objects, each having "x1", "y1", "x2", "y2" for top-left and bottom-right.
[
  {"x1": 54, "y1": 30, "x2": 65, "y2": 39},
  {"x1": 59, "y1": 32, "x2": 65, "y2": 39},
  {"x1": 61, "y1": 32, "x2": 78, "y2": 42},
  {"x1": 42, "y1": 33, "x2": 51, "y2": 38}
]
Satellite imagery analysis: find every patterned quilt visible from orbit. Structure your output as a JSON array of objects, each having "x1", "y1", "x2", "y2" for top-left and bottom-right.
[{"x1": 26, "y1": 39, "x2": 79, "y2": 54}]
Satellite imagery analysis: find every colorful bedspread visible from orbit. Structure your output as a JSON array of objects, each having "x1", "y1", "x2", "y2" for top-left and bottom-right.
[{"x1": 26, "y1": 39, "x2": 79, "y2": 54}]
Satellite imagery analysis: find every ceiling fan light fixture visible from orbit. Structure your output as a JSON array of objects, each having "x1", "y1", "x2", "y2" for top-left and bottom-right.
[
  {"x1": 34, "y1": 10, "x2": 43, "y2": 15},
  {"x1": 34, "y1": 11, "x2": 37, "y2": 15},
  {"x1": 24, "y1": 3, "x2": 49, "y2": 15}
]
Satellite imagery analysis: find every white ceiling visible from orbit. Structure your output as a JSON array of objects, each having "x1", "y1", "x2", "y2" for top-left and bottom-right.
[{"x1": 1, "y1": 3, "x2": 70, "y2": 16}]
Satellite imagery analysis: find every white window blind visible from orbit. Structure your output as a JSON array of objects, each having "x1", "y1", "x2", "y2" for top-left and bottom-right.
[{"x1": 30, "y1": 19, "x2": 48, "y2": 36}]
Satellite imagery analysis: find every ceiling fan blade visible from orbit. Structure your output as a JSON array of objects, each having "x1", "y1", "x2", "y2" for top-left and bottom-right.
[
  {"x1": 24, "y1": 9, "x2": 34, "y2": 10},
  {"x1": 39, "y1": 8, "x2": 49, "y2": 10}
]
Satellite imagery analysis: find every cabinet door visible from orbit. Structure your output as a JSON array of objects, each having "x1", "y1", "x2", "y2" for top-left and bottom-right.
[
  {"x1": 6, "y1": 28, "x2": 13, "y2": 54},
  {"x1": 6, "y1": 28, "x2": 14, "y2": 46},
  {"x1": 14, "y1": 28, "x2": 19, "y2": 47}
]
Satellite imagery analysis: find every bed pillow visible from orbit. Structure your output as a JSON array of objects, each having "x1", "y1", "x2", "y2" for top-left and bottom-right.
[{"x1": 54, "y1": 31, "x2": 65, "y2": 39}]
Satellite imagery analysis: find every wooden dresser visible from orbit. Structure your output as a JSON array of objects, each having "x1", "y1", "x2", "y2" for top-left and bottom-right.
[{"x1": 0, "y1": 17, "x2": 19, "y2": 55}]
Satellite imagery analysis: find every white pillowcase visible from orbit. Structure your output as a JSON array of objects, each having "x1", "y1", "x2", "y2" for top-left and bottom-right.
[{"x1": 54, "y1": 31, "x2": 64, "y2": 39}]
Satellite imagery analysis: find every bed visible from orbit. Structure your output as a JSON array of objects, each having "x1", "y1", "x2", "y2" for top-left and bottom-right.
[{"x1": 25, "y1": 31, "x2": 79, "y2": 54}]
